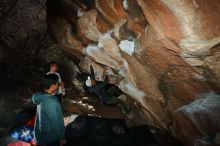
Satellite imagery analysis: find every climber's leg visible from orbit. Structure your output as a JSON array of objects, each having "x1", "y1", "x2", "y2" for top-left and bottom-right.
[{"x1": 106, "y1": 96, "x2": 131, "y2": 114}]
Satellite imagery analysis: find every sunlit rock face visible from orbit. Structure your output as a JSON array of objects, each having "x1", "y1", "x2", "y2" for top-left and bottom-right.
[{"x1": 47, "y1": 0, "x2": 220, "y2": 145}]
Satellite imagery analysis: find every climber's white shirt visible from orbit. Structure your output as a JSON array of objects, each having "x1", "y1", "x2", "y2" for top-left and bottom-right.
[{"x1": 47, "y1": 72, "x2": 62, "y2": 95}]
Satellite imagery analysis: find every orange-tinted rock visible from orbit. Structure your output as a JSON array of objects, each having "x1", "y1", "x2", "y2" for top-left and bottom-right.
[
  {"x1": 48, "y1": 17, "x2": 84, "y2": 59},
  {"x1": 204, "y1": 48, "x2": 220, "y2": 88},
  {"x1": 172, "y1": 93, "x2": 220, "y2": 146},
  {"x1": 96, "y1": 11, "x2": 111, "y2": 33},
  {"x1": 126, "y1": 0, "x2": 147, "y2": 36},
  {"x1": 127, "y1": 18, "x2": 146, "y2": 37},
  {"x1": 48, "y1": 0, "x2": 220, "y2": 145},
  {"x1": 79, "y1": 57, "x2": 122, "y2": 84},
  {"x1": 95, "y1": 0, "x2": 126, "y2": 24},
  {"x1": 171, "y1": 111, "x2": 199, "y2": 146},
  {"x1": 77, "y1": 9, "x2": 101, "y2": 42},
  {"x1": 136, "y1": 0, "x2": 183, "y2": 42},
  {"x1": 113, "y1": 19, "x2": 135, "y2": 40}
]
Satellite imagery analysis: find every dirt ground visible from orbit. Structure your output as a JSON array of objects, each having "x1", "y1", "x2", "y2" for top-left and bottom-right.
[{"x1": 62, "y1": 96, "x2": 140, "y2": 127}]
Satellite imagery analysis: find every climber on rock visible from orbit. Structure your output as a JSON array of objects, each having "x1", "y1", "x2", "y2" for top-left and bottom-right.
[
  {"x1": 47, "y1": 61, "x2": 65, "y2": 104},
  {"x1": 32, "y1": 74, "x2": 66, "y2": 146},
  {"x1": 85, "y1": 66, "x2": 131, "y2": 114}
]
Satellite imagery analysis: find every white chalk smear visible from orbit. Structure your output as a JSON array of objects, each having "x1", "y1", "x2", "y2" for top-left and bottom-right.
[{"x1": 119, "y1": 40, "x2": 135, "y2": 56}]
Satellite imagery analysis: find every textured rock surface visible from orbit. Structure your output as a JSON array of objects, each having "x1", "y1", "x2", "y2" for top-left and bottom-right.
[
  {"x1": 47, "y1": 0, "x2": 220, "y2": 145},
  {"x1": 0, "y1": 0, "x2": 50, "y2": 86}
]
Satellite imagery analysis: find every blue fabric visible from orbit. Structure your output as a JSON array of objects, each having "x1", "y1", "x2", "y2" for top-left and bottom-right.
[
  {"x1": 10, "y1": 125, "x2": 34, "y2": 143},
  {"x1": 32, "y1": 92, "x2": 65, "y2": 145}
]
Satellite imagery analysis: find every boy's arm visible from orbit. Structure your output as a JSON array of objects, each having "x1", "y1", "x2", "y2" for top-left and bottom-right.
[
  {"x1": 59, "y1": 79, "x2": 65, "y2": 96},
  {"x1": 57, "y1": 72, "x2": 65, "y2": 96}
]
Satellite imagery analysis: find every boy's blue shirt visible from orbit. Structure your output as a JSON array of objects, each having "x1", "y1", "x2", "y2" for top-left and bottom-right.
[{"x1": 32, "y1": 92, "x2": 65, "y2": 144}]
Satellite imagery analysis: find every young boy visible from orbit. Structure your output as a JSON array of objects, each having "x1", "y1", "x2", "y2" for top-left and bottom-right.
[
  {"x1": 47, "y1": 61, "x2": 65, "y2": 103},
  {"x1": 32, "y1": 74, "x2": 66, "y2": 146}
]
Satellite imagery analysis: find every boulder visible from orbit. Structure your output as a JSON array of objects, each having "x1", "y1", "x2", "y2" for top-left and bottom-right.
[
  {"x1": 79, "y1": 57, "x2": 122, "y2": 84},
  {"x1": 84, "y1": 33, "x2": 124, "y2": 70},
  {"x1": 77, "y1": 9, "x2": 101, "y2": 42},
  {"x1": 49, "y1": 17, "x2": 84, "y2": 59},
  {"x1": 48, "y1": 0, "x2": 220, "y2": 145},
  {"x1": 95, "y1": 0, "x2": 126, "y2": 24},
  {"x1": 172, "y1": 92, "x2": 220, "y2": 146}
]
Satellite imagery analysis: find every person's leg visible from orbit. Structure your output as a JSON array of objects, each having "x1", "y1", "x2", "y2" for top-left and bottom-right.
[
  {"x1": 107, "y1": 86, "x2": 121, "y2": 97},
  {"x1": 106, "y1": 89, "x2": 131, "y2": 114},
  {"x1": 117, "y1": 100, "x2": 131, "y2": 114},
  {"x1": 105, "y1": 96, "x2": 118, "y2": 105},
  {"x1": 46, "y1": 140, "x2": 60, "y2": 146},
  {"x1": 106, "y1": 96, "x2": 131, "y2": 114}
]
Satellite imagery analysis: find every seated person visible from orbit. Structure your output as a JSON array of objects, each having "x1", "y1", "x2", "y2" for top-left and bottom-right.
[{"x1": 85, "y1": 66, "x2": 131, "y2": 114}]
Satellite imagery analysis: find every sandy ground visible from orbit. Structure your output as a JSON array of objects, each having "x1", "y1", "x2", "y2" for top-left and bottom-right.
[
  {"x1": 0, "y1": 91, "x2": 181, "y2": 146},
  {"x1": 62, "y1": 97, "x2": 140, "y2": 127}
]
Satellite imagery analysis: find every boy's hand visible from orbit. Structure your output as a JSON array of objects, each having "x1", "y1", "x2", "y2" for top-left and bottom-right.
[
  {"x1": 60, "y1": 138, "x2": 66, "y2": 146},
  {"x1": 62, "y1": 91, "x2": 66, "y2": 96}
]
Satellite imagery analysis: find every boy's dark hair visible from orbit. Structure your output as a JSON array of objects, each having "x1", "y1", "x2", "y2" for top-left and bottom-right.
[
  {"x1": 41, "y1": 74, "x2": 59, "y2": 90},
  {"x1": 49, "y1": 61, "x2": 57, "y2": 68}
]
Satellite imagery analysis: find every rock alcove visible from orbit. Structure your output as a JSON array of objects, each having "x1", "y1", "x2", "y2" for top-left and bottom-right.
[
  {"x1": 47, "y1": 0, "x2": 220, "y2": 145},
  {"x1": 0, "y1": 0, "x2": 220, "y2": 146}
]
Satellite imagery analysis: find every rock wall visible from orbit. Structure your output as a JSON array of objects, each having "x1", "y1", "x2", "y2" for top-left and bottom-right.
[
  {"x1": 47, "y1": 0, "x2": 220, "y2": 145},
  {"x1": 0, "y1": 0, "x2": 48, "y2": 87}
]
